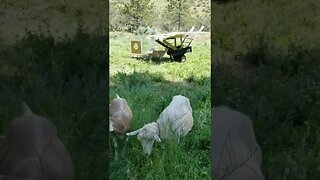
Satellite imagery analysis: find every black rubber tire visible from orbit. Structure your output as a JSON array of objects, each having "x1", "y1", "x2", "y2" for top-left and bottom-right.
[{"x1": 173, "y1": 56, "x2": 182, "y2": 62}]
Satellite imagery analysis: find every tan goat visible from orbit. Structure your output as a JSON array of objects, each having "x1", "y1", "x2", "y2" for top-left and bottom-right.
[
  {"x1": 147, "y1": 48, "x2": 166, "y2": 61},
  {"x1": 0, "y1": 102, "x2": 74, "y2": 180},
  {"x1": 109, "y1": 94, "x2": 133, "y2": 160}
]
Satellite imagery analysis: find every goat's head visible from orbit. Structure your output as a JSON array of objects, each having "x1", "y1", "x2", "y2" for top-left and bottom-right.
[{"x1": 126, "y1": 122, "x2": 160, "y2": 156}]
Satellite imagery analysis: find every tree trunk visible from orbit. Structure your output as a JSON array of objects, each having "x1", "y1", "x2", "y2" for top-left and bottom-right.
[{"x1": 178, "y1": 0, "x2": 181, "y2": 31}]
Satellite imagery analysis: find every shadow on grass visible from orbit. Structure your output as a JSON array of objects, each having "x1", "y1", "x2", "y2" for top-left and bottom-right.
[
  {"x1": 131, "y1": 56, "x2": 186, "y2": 64},
  {"x1": 0, "y1": 30, "x2": 108, "y2": 180},
  {"x1": 213, "y1": 43, "x2": 320, "y2": 179},
  {"x1": 110, "y1": 70, "x2": 210, "y2": 92}
]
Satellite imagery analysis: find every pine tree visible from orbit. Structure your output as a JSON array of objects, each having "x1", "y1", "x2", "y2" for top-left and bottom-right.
[
  {"x1": 165, "y1": 0, "x2": 193, "y2": 31},
  {"x1": 119, "y1": 0, "x2": 155, "y2": 33}
]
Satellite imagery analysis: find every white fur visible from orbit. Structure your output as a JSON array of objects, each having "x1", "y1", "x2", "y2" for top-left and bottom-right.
[{"x1": 127, "y1": 95, "x2": 193, "y2": 155}]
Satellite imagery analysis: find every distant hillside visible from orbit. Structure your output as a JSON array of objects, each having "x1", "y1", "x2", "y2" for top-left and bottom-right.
[{"x1": 0, "y1": 0, "x2": 107, "y2": 43}]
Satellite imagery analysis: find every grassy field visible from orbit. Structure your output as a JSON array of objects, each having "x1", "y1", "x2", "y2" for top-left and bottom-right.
[
  {"x1": 109, "y1": 32, "x2": 211, "y2": 179},
  {"x1": 213, "y1": 0, "x2": 320, "y2": 179}
]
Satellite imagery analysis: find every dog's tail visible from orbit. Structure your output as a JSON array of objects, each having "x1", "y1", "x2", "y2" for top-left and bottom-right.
[{"x1": 21, "y1": 101, "x2": 32, "y2": 115}]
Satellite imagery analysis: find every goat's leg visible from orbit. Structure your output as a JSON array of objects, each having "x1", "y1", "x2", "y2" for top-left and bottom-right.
[
  {"x1": 112, "y1": 136, "x2": 119, "y2": 160},
  {"x1": 121, "y1": 136, "x2": 129, "y2": 157}
]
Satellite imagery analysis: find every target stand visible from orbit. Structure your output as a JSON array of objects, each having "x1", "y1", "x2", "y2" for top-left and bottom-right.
[{"x1": 130, "y1": 40, "x2": 144, "y2": 58}]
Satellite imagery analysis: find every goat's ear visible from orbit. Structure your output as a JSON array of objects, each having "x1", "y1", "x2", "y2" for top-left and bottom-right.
[
  {"x1": 109, "y1": 117, "x2": 115, "y2": 131},
  {"x1": 126, "y1": 129, "x2": 140, "y2": 136},
  {"x1": 109, "y1": 121, "x2": 114, "y2": 132},
  {"x1": 153, "y1": 133, "x2": 161, "y2": 142},
  {"x1": 21, "y1": 101, "x2": 32, "y2": 116}
]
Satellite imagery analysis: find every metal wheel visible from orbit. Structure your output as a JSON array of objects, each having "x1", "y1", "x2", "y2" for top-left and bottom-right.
[
  {"x1": 169, "y1": 55, "x2": 174, "y2": 61},
  {"x1": 181, "y1": 55, "x2": 186, "y2": 62}
]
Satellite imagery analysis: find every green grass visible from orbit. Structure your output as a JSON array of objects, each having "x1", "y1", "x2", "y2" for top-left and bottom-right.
[
  {"x1": 0, "y1": 29, "x2": 107, "y2": 179},
  {"x1": 213, "y1": 0, "x2": 320, "y2": 179},
  {"x1": 109, "y1": 31, "x2": 211, "y2": 179}
]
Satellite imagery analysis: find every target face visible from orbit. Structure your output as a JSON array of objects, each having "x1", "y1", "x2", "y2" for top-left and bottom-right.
[
  {"x1": 131, "y1": 41, "x2": 141, "y2": 54},
  {"x1": 133, "y1": 43, "x2": 138, "y2": 50}
]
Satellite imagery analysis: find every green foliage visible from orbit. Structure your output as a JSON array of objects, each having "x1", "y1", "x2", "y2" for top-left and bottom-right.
[
  {"x1": 109, "y1": 2, "x2": 125, "y2": 31},
  {"x1": 118, "y1": 0, "x2": 156, "y2": 32},
  {"x1": 109, "y1": 0, "x2": 210, "y2": 32},
  {"x1": 192, "y1": 2, "x2": 210, "y2": 31},
  {"x1": 165, "y1": 0, "x2": 194, "y2": 31},
  {"x1": 136, "y1": 26, "x2": 157, "y2": 35},
  {"x1": 213, "y1": 0, "x2": 238, "y2": 4}
]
